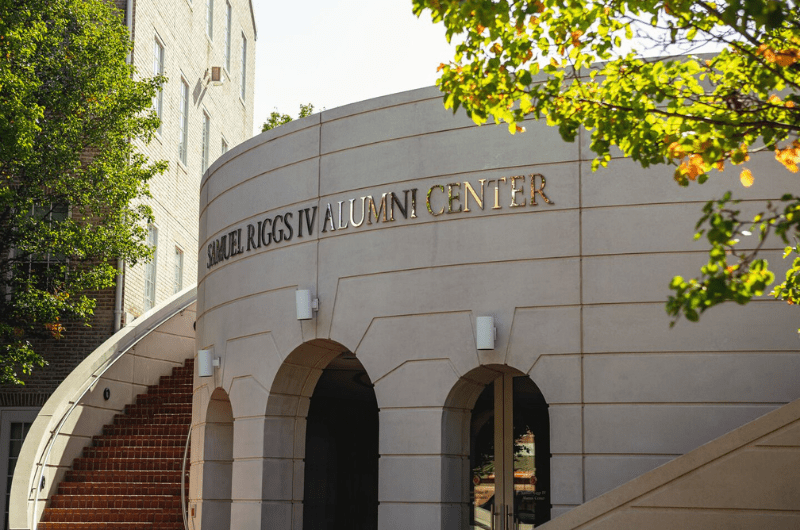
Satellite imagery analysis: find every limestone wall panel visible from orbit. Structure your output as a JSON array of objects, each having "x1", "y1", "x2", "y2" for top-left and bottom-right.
[
  {"x1": 583, "y1": 404, "x2": 778, "y2": 454},
  {"x1": 320, "y1": 121, "x2": 578, "y2": 196},
  {"x1": 584, "y1": 353, "x2": 800, "y2": 404},
  {"x1": 327, "y1": 258, "x2": 581, "y2": 355},
  {"x1": 320, "y1": 94, "x2": 474, "y2": 154},
  {"x1": 583, "y1": 302, "x2": 798, "y2": 353},
  {"x1": 582, "y1": 151, "x2": 790, "y2": 208},
  {"x1": 584, "y1": 456, "x2": 676, "y2": 501}
]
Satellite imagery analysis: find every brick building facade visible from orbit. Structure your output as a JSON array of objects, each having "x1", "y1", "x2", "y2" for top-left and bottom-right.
[{"x1": 0, "y1": 1, "x2": 255, "y2": 524}]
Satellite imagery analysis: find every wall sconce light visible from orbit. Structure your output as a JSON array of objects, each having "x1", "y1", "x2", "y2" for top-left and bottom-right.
[
  {"x1": 198, "y1": 348, "x2": 220, "y2": 377},
  {"x1": 476, "y1": 316, "x2": 496, "y2": 350},
  {"x1": 296, "y1": 289, "x2": 319, "y2": 320}
]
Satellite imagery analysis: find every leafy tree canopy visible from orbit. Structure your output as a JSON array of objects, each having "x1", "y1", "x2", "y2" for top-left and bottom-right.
[
  {"x1": 0, "y1": 0, "x2": 165, "y2": 384},
  {"x1": 261, "y1": 103, "x2": 315, "y2": 132},
  {"x1": 413, "y1": 0, "x2": 800, "y2": 326}
]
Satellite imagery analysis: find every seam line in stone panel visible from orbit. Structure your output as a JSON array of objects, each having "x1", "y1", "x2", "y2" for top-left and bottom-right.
[
  {"x1": 198, "y1": 293, "x2": 584, "y2": 322},
  {"x1": 578, "y1": 123, "x2": 586, "y2": 506},
  {"x1": 582, "y1": 402, "x2": 787, "y2": 407},
  {"x1": 582, "y1": 298, "x2": 782, "y2": 307},
  {"x1": 195, "y1": 285, "x2": 295, "y2": 321},
  {"x1": 201, "y1": 117, "x2": 320, "y2": 189},
  {"x1": 332, "y1": 258, "x2": 583, "y2": 282},
  {"x1": 316, "y1": 118, "x2": 322, "y2": 342},
  {"x1": 579, "y1": 452, "x2": 684, "y2": 457},
  {"x1": 320, "y1": 101, "x2": 554, "y2": 152},
  {"x1": 738, "y1": 445, "x2": 800, "y2": 451},
  {"x1": 200, "y1": 194, "x2": 321, "y2": 243},
  {"x1": 318, "y1": 159, "x2": 578, "y2": 197},
  {"x1": 320, "y1": 124, "x2": 476, "y2": 157},
  {"x1": 200, "y1": 154, "x2": 318, "y2": 217},
  {"x1": 378, "y1": 405, "x2": 455, "y2": 411},
  {"x1": 581, "y1": 197, "x2": 784, "y2": 211},
  {"x1": 371, "y1": 357, "x2": 458, "y2": 385},
  {"x1": 379, "y1": 453, "x2": 460, "y2": 457},
  {"x1": 230, "y1": 414, "x2": 271, "y2": 421},
  {"x1": 627, "y1": 506, "x2": 800, "y2": 514},
  {"x1": 378, "y1": 501, "x2": 458, "y2": 505},
  {"x1": 320, "y1": 95, "x2": 442, "y2": 125},
  {"x1": 195, "y1": 239, "x2": 315, "y2": 291},
  {"x1": 581, "y1": 350, "x2": 798, "y2": 356}
]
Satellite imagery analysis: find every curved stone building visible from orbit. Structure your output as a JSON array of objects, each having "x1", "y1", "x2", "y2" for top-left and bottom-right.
[{"x1": 194, "y1": 86, "x2": 800, "y2": 529}]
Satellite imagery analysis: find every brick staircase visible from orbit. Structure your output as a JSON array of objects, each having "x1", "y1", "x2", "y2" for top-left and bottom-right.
[{"x1": 38, "y1": 359, "x2": 194, "y2": 530}]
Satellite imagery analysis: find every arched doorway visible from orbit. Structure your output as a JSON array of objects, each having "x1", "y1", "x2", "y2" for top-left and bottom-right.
[
  {"x1": 444, "y1": 366, "x2": 550, "y2": 529},
  {"x1": 303, "y1": 352, "x2": 378, "y2": 530},
  {"x1": 203, "y1": 388, "x2": 234, "y2": 529},
  {"x1": 263, "y1": 340, "x2": 378, "y2": 530}
]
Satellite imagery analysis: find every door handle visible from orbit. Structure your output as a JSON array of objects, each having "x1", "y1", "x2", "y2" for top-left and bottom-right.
[{"x1": 492, "y1": 504, "x2": 505, "y2": 530}]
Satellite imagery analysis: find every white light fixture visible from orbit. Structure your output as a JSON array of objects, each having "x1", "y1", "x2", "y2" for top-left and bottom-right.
[
  {"x1": 476, "y1": 316, "x2": 497, "y2": 350},
  {"x1": 198, "y1": 348, "x2": 220, "y2": 377},
  {"x1": 296, "y1": 289, "x2": 319, "y2": 320}
]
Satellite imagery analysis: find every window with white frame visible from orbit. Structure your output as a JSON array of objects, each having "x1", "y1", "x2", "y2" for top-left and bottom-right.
[
  {"x1": 173, "y1": 246, "x2": 184, "y2": 294},
  {"x1": 179, "y1": 79, "x2": 189, "y2": 165},
  {"x1": 206, "y1": 0, "x2": 214, "y2": 39},
  {"x1": 21, "y1": 203, "x2": 69, "y2": 290},
  {"x1": 153, "y1": 37, "x2": 164, "y2": 135},
  {"x1": 221, "y1": 137, "x2": 228, "y2": 155},
  {"x1": 240, "y1": 33, "x2": 247, "y2": 101},
  {"x1": 1, "y1": 409, "x2": 37, "y2": 530},
  {"x1": 144, "y1": 225, "x2": 158, "y2": 311},
  {"x1": 201, "y1": 111, "x2": 210, "y2": 175},
  {"x1": 225, "y1": 1, "x2": 232, "y2": 71}
]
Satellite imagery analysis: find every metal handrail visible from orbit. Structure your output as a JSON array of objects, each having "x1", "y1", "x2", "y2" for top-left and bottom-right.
[
  {"x1": 29, "y1": 288, "x2": 196, "y2": 530},
  {"x1": 181, "y1": 428, "x2": 192, "y2": 530}
]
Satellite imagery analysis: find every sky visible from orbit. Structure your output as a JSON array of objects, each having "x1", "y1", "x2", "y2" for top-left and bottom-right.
[{"x1": 250, "y1": 0, "x2": 457, "y2": 135}]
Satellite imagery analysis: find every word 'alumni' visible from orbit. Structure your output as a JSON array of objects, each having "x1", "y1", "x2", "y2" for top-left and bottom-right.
[{"x1": 207, "y1": 174, "x2": 553, "y2": 268}]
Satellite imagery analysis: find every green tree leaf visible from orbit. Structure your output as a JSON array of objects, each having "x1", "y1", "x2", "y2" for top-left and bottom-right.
[
  {"x1": 0, "y1": 0, "x2": 165, "y2": 384},
  {"x1": 413, "y1": 0, "x2": 800, "y2": 327}
]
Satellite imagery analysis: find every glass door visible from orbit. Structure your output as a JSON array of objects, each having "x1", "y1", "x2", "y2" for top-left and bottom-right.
[{"x1": 470, "y1": 374, "x2": 550, "y2": 529}]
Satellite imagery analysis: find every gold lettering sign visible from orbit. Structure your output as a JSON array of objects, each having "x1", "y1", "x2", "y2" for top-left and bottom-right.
[{"x1": 206, "y1": 174, "x2": 553, "y2": 269}]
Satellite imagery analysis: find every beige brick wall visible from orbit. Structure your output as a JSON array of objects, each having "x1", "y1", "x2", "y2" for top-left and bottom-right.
[{"x1": 125, "y1": 0, "x2": 255, "y2": 319}]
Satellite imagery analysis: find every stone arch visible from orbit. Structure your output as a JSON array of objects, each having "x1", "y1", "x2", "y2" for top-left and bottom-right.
[
  {"x1": 202, "y1": 387, "x2": 234, "y2": 529},
  {"x1": 442, "y1": 365, "x2": 551, "y2": 530},
  {"x1": 262, "y1": 339, "x2": 378, "y2": 530}
]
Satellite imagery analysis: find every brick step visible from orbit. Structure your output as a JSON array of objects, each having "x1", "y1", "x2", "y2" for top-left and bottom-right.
[
  {"x1": 134, "y1": 393, "x2": 192, "y2": 406},
  {"x1": 39, "y1": 523, "x2": 184, "y2": 530},
  {"x1": 103, "y1": 424, "x2": 189, "y2": 436},
  {"x1": 150, "y1": 380, "x2": 192, "y2": 390},
  {"x1": 40, "y1": 507, "x2": 183, "y2": 523},
  {"x1": 114, "y1": 412, "x2": 192, "y2": 425},
  {"x1": 123, "y1": 403, "x2": 192, "y2": 416},
  {"x1": 47, "y1": 494, "x2": 181, "y2": 509},
  {"x1": 57, "y1": 482, "x2": 187, "y2": 496},
  {"x1": 82, "y1": 447, "x2": 185, "y2": 459},
  {"x1": 72, "y1": 458, "x2": 183, "y2": 472},
  {"x1": 158, "y1": 373, "x2": 193, "y2": 384},
  {"x1": 64, "y1": 469, "x2": 185, "y2": 484},
  {"x1": 91, "y1": 434, "x2": 186, "y2": 447},
  {"x1": 144, "y1": 384, "x2": 192, "y2": 395},
  {"x1": 41, "y1": 357, "x2": 193, "y2": 528}
]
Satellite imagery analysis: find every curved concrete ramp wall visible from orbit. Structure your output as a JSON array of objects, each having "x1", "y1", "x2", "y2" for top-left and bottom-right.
[
  {"x1": 10, "y1": 286, "x2": 197, "y2": 530},
  {"x1": 541, "y1": 397, "x2": 800, "y2": 529}
]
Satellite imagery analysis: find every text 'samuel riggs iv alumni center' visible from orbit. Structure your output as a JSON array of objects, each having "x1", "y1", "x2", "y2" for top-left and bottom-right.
[{"x1": 12, "y1": 85, "x2": 800, "y2": 529}]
